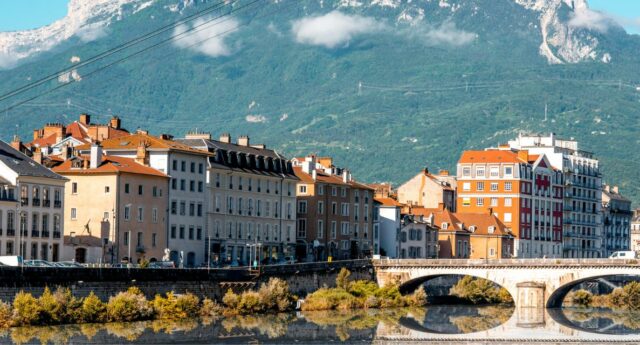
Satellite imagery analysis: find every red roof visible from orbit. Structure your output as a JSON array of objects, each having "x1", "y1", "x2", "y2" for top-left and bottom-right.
[
  {"x1": 459, "y1": 150, "x2": 524, "y2": 164},
  {"x1": 375, "y1": 197, "x2": 403, "y2": 207},
  {"x1": 53, "y1": 155, "x2": 168, "y2": 178}
]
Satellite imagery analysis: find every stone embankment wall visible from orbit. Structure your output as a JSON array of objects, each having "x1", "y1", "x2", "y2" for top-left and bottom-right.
[{"x1": 0, "y1": 260, "x2": 373, "y2": 301}]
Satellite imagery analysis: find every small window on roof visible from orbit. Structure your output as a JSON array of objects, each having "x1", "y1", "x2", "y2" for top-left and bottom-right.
[{"x1": 120, "y1": 141, "x2": 130, "y2": 146}]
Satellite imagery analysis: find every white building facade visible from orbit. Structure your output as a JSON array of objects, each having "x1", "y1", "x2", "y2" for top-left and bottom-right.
[
  {"x1": 0, "y1": 140, "x2": 66, "y2": 262},
  {"x1": 601, "y1": 185, "x2": 633, "y2": 257},
  {"x1": 507, "y1": 133, "x2": 604, "y2": 258},
  {"x1": 179, "y1": 133, "x2": 297, "y2": 266}
]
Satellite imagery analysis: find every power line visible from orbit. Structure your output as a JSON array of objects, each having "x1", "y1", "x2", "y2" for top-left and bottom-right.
[
  {"x1": 0, "y1": 0, "x2": 238, "y2": 104},
  {"x1": 0, "y1": 0, "x2": 269, "y2": 115}
]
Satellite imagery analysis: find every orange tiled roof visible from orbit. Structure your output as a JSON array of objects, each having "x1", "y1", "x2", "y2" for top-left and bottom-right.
[
  {"x1": 459, "y1": 150, "x2": 525, "y2": 164},
  {"x1": 375, "y1": 197, "x2": 403, "y2": 207},
  {"x1": 76, "y1": 133, "x2": 209, "y2": 155},
  {"x1": 455, "y1": 213, "x2": 511, "y2": 236},
  {"x1": 53, "y1": 155, "x2": 168, "y2": 177},
  {"x1": 294, "y1": 167, "x2": 374, "y2": 190},
  {"x1": 30, "y1": 133, "x2": 59, "y2": 148}
]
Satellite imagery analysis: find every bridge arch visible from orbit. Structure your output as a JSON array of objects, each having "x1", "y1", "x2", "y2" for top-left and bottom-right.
[
  {"x1": 546, "y1": 274, "x2": 640, "y2": 308},
  {"x1": 397, "y1": 273, "x2": 515, "y2": 304}
]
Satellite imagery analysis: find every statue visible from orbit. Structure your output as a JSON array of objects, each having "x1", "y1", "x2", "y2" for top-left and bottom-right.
[{"x1": 162, "y1": 248, "x2": 170, "y2": 262}]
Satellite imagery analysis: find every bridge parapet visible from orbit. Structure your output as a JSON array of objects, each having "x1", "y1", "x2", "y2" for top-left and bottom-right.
[{"x1": 373, "y1": 258, "x2": 640, "y2": 268}]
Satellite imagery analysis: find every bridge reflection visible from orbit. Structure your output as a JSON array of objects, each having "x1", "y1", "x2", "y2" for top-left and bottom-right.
[{"x1": 379, "y1": 306, "x2": 640, "y2": 342}]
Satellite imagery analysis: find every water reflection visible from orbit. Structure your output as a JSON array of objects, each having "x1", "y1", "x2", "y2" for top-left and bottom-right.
[{"x1": 1, "y1": 306, "x2": 640, "y2": 344}]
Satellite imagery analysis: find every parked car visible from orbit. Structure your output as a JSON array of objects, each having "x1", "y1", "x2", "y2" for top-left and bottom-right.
[
  {"x1": 0, "y1": 256, "x2": 23, "y2": 267},
  {"x1": 149, "y1": 261, "x2": 175, "y2": 269},
  {"x1": 609, "y1": 251, "x2": 637, "y2": 259},
  {"x1": 24, "y1": 260, "x2": 55, "y2": 267}
]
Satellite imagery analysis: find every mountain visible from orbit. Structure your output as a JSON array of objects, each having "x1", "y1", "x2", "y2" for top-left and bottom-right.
[{"x1": 0, "y1": 0, "x2": 639, "y2": 204}]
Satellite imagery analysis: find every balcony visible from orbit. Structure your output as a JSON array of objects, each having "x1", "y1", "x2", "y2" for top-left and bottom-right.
[
  {"x1": 136, "y1": 245, "x2": 146, "y2": 253},
  {"x1": 53, "y1": 231, "x2": 61, "y2": 239},
  {"x1": 43, "y1": 199, "x2": 50, "y2": 207},
  {"x1": 21, "y1": 197, "x2": 28, "y2": 206},
  {"x1": 41, "y1": 231, "x2": 50, "y2": 238},
  {"x1": 32, "y1": 198, "x2": 40, "y2": 207},
  {"x1": 7, "y1": 229, "x2": 15, "y2": 236},
  {"x1": 54, "y1": 200, "x2": 62, "y2": 208},
  {"x1": 31, "y1": 230, "x2": 40, "y2": 238}
]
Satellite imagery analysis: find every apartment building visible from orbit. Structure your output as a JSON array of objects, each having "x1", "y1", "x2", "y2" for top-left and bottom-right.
[
  {"x1": 375, "y1": 197, "x2": 403, "y2": 258},
  {"x1": 53, "y1": 143, "x2": 168, "y2": 264},
  {"x1": 397, "y1": 214, "x2": 439, "y2": 259},
  {"x1": 293, "y1": 156, "x2": 374, "y2": 261},
  {"x1": 601, "y1": 185, "x2": 633, "y2": 257},
  {"x1": 177, "y1": 133, "x2": 298, "y2": 266},
  {"x1": 456, "y1": 149, "x2": 564, "y2": 258},
  {"x1": 631, "y1": 210, "x2": 640, "y2": 253},
  {"x1": 28, "y1": 114, "x2": 129, "y2": 157},
  {"x1": 0, "y1": 139, "x2": 66, "y2": 261},
  {"x1": 397, "y1": 168, "x2": 456, "y2": 211},
  {"x1": 507, "y1": 133, "x2": 603, "y2": 258},
  {"x1": 77, "y1": 131, "x2": 209, "y2": 267}
]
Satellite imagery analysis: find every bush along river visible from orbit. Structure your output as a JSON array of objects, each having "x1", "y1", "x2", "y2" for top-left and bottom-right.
[{"x1": 0, "y1": 269, "x2": 639, "y2": 344}]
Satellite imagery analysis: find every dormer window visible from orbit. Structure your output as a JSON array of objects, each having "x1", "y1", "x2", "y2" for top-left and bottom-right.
[
  {"x1": 488, "y1": 226, "x2": 495, "y2": 234},
  {"x1": 469, "y1": 226, "x2": 476, "y2": 233},
  {"x1": 441, "y1": 222, "x2": 448, "y2": 229}
]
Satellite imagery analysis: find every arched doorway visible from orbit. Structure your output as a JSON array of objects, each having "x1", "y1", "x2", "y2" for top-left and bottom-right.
[
  {"x1": 75, "y1": 248, "x2": 87, "y2": 263},
  {"x1": 186, "y1": 252, "x2": 196, "y2": 267}
]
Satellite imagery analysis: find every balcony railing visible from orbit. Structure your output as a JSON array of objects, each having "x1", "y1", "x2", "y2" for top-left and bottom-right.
[
  {"x1": 53, "y1": 231, "x2": 61, "y2": 239},
  {"x1": 41, "y1": 231, "x2": 50, "y2": 238},
  {"x1": 32, "y1": 198, "x2": 40, "y2": 206},
  {"x1": 31, "y1": 230, "x2": 39, "y2": 238},
  {"x1": 7, "y1": 229, "x2": 15, "y2": 236},
  {"x1": 21, "y1": 197, "x2": 28, "y2": 206},
  {"x1": 43, "y1": 199, "x2": 50, "y2": 207},
  {"x1": 54, "y1": 200, "x2": 62, "y2": 208}
]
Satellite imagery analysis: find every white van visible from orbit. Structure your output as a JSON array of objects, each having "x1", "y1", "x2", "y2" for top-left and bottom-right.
[
  {"x1": 0, "y1": 256, "x2": 24, "y2": 267},
  {"x1": 609, "y1": 251, "x2": 637, "y2": 259}
]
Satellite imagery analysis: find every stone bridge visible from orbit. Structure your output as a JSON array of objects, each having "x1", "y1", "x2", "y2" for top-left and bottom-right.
[{"x1": 373, "y1": 258, "x2": 640, "y2": 308}]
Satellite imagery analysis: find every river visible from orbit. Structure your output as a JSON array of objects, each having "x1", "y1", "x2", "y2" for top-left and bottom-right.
[{"x1": 2, "y1": 306, "x2": 640, "y2": 344}]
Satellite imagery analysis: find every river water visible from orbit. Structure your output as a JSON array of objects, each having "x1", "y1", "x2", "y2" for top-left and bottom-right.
[{"x1": 2, "y1": 306, "x2": 640, "y2": 344}]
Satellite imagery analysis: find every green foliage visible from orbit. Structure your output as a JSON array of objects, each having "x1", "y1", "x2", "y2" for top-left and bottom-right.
[
  {"x1": 257, "y1": 278, "x2": 293, "y2": 312},
  {"x1": 12, "y1": 291, "x2": 42, "y2": 326},
  {"x1": 152, "y1": 292, "x2": 200, "y2": 320},
  {"x1": 222, "y1": 289, "x2": 239, "y2": 310},
  {"x1": 336, "y1": 268, "x2": 352, "y2": 290},
  {"x1": 106, "y1": 287, "x2": 153, "y2": 322},
  {"x1": 80, "y1": 292, "x2": 106, "y2": 323},
  {"x1": 572, "y1": 290, "x2": 593, "y2": 307},
  {"x1": 348, "y1": 280, "x2": 379, "y2": 298},
  {"x1": 450, "y1": 276, "x2": 512, "y2": 305},
  {"x1": 407, "y1": 286, "x2": 428, "y2": 307}
]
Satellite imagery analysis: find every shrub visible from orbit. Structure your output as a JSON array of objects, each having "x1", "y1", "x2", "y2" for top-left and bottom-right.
[
  {"x1": 363, "y1": 295, "x2": 380, "y2": 309},
  {"x1": 222, "y1": 289, "x2": 240, "y2": 310},
  {"x1": 153, "y1": 292, "x2": 199, "y2": 320},
  {"x1": 38, "y1": 287, "x2": 62, "y2": 324},
  {"x1": 258, "y1": 278, "x2": 292, "y2": 312},
  {"x1": 348, "y1": 280, "x2": 379, "y2": 298},
  {"x1": 336, "y1": 268, "x2": 351, "y2": 290},
  {"x1": 0, "y1": 301, "x2": 12, "y2": 328},
  {"x1": 450, "y1": 276, "x2": 510, "y2": 305},
  {"x1": 200, "y1": 298, "x2": 222, "y2": 317},
  {"x1": 106, "y1": 287, "x2": 153, "y2": 322},
  {"x1": 301, "y1": 288, "x2": 358, "y2": 311},
  {"x1": 408, "y1": 286, "x2": 428, "y2": 306},
  {"x1": 81, "y1": 292, "x2": 106, "y2": 323},
  {"x1": 572, "y1": 290, "x2": 593, "y2": 307},
  {"x1": 12, "y1": 291, "x2": 42, "y2": 326},
  {"x1": 497, "y1": 288, "x2": 513, "y2": 304},
  {"x1": 623, "y1": 282, "x2": 640, "y2": 310},
  {"x1": 237, "y1": 291, "x2": 262, "y2": 313}
]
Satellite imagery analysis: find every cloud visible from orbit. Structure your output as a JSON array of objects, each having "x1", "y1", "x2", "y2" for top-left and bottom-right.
[
  {"x1": 173, "y1": 16, "x2": 239, "y2": 57},
  {"x1": 291, "y1": 11, "x2": 386, "y2": 48},
  {"x1": 417, "y1": 21, "x2": 476, "y2": 46},
  {"x1": 568, "y1": 9, "x2": 640, "y2": 34},
  {"x1": 0, "y1": 53, "x2": 20, "y2": 70},
  {"x1": 76, "y1": 23, "x2": 108, "y2": 42}
]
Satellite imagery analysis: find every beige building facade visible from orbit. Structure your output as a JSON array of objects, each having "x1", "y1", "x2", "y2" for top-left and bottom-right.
[{"x1": 397, "y1": 168, "x2": 456, "y2": 211}]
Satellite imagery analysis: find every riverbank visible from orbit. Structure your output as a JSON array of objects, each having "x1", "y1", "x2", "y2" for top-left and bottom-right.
[{"x1": 567, "y1": 281, "x2": 640, "y2": 310}]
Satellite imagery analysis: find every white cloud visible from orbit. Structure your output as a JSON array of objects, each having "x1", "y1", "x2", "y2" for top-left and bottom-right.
[
  {"x1": 569, "y1": 9, "x2": 640, "y2": 34},
  {"x1": 173, "y1": 16, "x2": 239, "y2": 57},
  {"x1": 291, "y1": 11, "x2": 386, "y2": 48},
  {"x1": 0, "y1": 53, "x2": 20, "y2": 70},
  {"x1": 417, "y1": 21, "x2": 476, "y2": 46},
  {"x1": 76, "y1": 23, "x2": 108, "y2": 42}
]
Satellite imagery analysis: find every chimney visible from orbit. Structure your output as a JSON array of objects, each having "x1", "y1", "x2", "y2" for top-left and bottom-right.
[
  {"x1": 342, "y1": 170, "x2": 349, "y2": 183},
  {"x1": 109, "y1": 116, "x2": 121, "y2": 129},
  {"x1": 90, "y1": 142, "x2": 102, "y2": 169},
  {"x1": 79, "y1": 114, "x2": 91, "y2": 125},
  {"x1": 612, "y1": 186, "x2": 619, "y2": 194},
  {"x1": 423, "y1": 167, "x2": 429, "y2": 175},
  {"x1": 135, "y1": 129, "x2": 148, "y2": 135},
  {"x1": 33, "y1": 129, "x2": 43, "y2": 140},
  {"x1": 428, "y1": 213, "x2": 434, "y2": 225},
  {"x1": 33, "y1": 148, "x2": 42, "y2": 165},
  {"x1": 185, "y1": 131, "x2": 211, "y2": 140},
  {"x1": 10, "y1": 135, "x2": 21, "y2": 152},
  {"x1": 251, "y1": 144, "x2": 265, "y2": 150},
  {"x1": 517, "y1": 150, "x2": 529, "y2": 163},
  {"x1": 438, "y1": 202, "x2": 445, "y2": 211},
  {"x1": 301, "y1": 155, "x2": 316, "y2": 174},
  {"x1": 136, "y1": 141, "x2": 149, "y2": 166},
  {"x1": 238, "y1": 135, "x2": 250, "y2": 147},
  {"x1": 311, "y1": 169, "x2": 317, "y2": 180},
  {"x1": 220, "y1": 133, "x2": 231, "y2": 143},
  {"x1": 158, "y1": 133, "x2": 173, "y2": 140},
  {"x1": 604, "y1": 185, "x2": 610, "y2": 193}
]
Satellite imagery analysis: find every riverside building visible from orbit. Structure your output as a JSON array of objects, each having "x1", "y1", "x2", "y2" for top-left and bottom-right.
[
  {"x1": 601, "y1": 185, "x2": 633, "y2": 257},
  {"x1": 507, "y1": 133, "x2": 603, "y2": 258},
  {"x1": 178, "y1": 133, "x2": 298, "y2": 266}
]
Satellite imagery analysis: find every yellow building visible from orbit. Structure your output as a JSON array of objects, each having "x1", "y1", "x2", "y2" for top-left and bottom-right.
[{"x1": 53, "y1": 144, "x2": 168, "y2": 264}]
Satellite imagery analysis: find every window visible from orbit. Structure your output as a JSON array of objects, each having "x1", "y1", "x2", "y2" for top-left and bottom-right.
[
  {"x1": 124, "y1": 205, "x2": 131, "y2": 220},
  {"x1": 318, "y1": 185, "x2": 324, "y2": 195},
  {"x1": 504, "y1": 213, "x2": 512, "y2": 222},
  {"x1": 72, "y1": 183, "x2": 78, "y2": 194},
  {"x1": 198, "y1": 181, "x2": 203, "y2": 192},
  {"x1": 341, "y1": 222, "x2": 349, "y2": 235},
  {"x1": 476, "y1": 166, "x2": 485, "y2": 177},
  {"x1": 181, "y1": 161, "x2": 186, "y2": 172},
  {"x1": 152, "y1": 208, "x2": 158, "y2": 223},
  {"x1": 180, "y1": 179, "x2": 185, "y2": 191},
  {"x1": 331, "y1": 221, "x2": 337, "y2": 239},
  {"x1": 138, "y1": 185, "x2": 143, "y2": 195},
  {"x1": 490, "y1": 166, "x2": 499, "y2": 177},
  {"x1": 341, "y1": 188, "x2": 346, "y2": 197},
  {"x1": 179, "y1": 226, "x2": 185, "y2": 239},
  {"x1": 504, "y1": 166, "x2": 513, "y2": 176},
  {"x1": 490, "y1": 183, "x2": 498, "y2": 191},
  {"x1": 462, "y1": 167, "x2": 471, "y2": 177},
  {"x1": 71, "y1": 208, "x2": 77, "y2": 220},
  {"x1": 317, "y1": 220, "x2": 324, "y2": 239},
  {"x1": 476, "y1": 182, "x2": 484, "y2": 191},
  {"x1": 318, "y1": 201, "x2": 324, "y2": 215},
  {"x1": 476, "y1": 198, "x2": 484, "y2": 206},
  {"x1": 189, "y1": 202, "x2": 195, "y2": 216},
  {"x1": 332, "y1": 202, "x2": 337, "y2": 215},
  {"x1": 172, "y1": 160, "x2": 178, "y2": 171},
  {"x1": 342, "y1": 240, "x2": 349, "y2": 250},
  {"x1": 332, "y1": 187, "x2": 337, "y2": 196},
  {"x1": 197, "y1": 227, "x2": 202, "y2": 240},
  {"x1": 462, "y1": 182, "x2": 470, "y2": 191},
  {"x1": 199, "y1": 163, "x2": 204, "y2": 174},
  {"x1": 341, "y1": 203, "x2": 349, "y2": 216},
  {"x1": 124, "y1": 183, "x2": 130, "y2": 194},
  {"x1": 137, "y1": 207, "x2": 143, "y2": 222},
  {"x1": 189, "y1": 226, "x2": 194, "y2": 240},
  {"x1": 298, "y1": 201, "x2": 307, "y2": 213},
  {"x1": 299, "y1": 185, "x2": 307, "y2": 194},
  {"x1": 137, "y1": 232, "x2": 143, "y2": 247},
  {"x1": 190, "y1": 162, "x2": 195, "y2": 173},
  {"x1": 504, "y1": 198, "x2": 512, "y2": 207},
  {"x1": 171, "y1": 201, "x2": 177, "y2": 214},
  {"x1": 462, "y1": 198, "x2": 470, "y2": 207},
  {"x1": 152, "y1": 233, "x2": 157, "y2": 247},
  {"x1": 171, "y1": 225, "x2": 177, "y2": 239},
  {"x1": 189, "y1": 180, "x2": 195, "y2": 192},
  {"x1": 297, "y1": 219, "x2": 306, "y2": 238},
  {"x1": 124, "y1": 232, "x2": 129, "y2": 246},
  {"x1": 105, "y1": 186, "x2": 110, "y2": 194},
  {"x1": 490, "y1": 197, "x2": 498, "y2": 207},
  {"x1": 180, "y1": 201, "x2": 186, "y2": 215},
  {"x1": 505, "y1": 182, "x2": 512, "y2": 191},
  {"x1": 172, "y1": 179, "x2": 177, "y2": 190},
  {"x1": 197, "y1": 203, "x2": 203, "y2": 217}
]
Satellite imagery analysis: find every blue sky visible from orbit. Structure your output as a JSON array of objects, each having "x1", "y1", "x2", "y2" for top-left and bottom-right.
[{"x1": 0, "y1": 0, "x2": 638, "y2": 33}]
